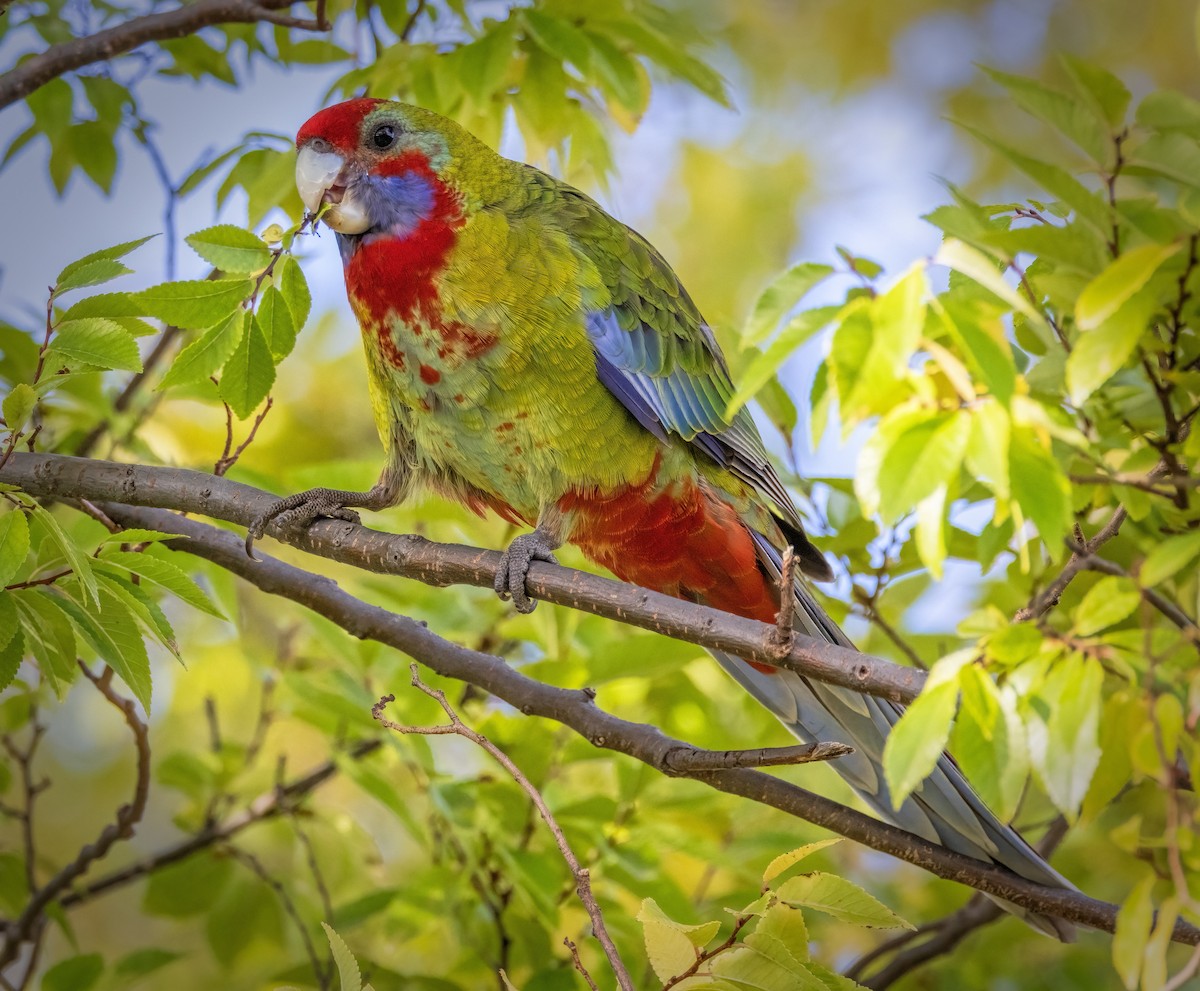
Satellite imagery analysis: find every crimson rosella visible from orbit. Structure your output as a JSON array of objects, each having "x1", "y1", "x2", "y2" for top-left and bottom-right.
[{"x1": 250, "y1": 98, "x2": 1076, "y2": 938}]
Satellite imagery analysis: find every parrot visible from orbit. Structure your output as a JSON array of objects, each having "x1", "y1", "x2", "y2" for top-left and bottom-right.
[{"x1": 252, "y1": 97, "x2": 1077, "y2": 939}]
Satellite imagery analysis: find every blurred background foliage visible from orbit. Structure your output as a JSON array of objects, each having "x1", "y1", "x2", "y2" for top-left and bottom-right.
[{"x1": 1, "y1": 1, "x2": 1199, "y2": 989}]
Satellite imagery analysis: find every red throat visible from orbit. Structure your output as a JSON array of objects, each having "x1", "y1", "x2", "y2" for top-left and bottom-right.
[{"x1": 343, "y1": 151, "x2": 465, "y2": 327}]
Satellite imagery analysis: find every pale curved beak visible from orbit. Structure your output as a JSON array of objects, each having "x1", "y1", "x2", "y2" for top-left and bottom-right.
[{"x1": 295, "y1": 144, "x2": 372, "y2": 235}]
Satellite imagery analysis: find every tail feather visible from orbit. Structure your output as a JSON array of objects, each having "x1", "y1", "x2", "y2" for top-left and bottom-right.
[{"x1": 728, "y1": 532, "x2": 1078, "y2": 941}]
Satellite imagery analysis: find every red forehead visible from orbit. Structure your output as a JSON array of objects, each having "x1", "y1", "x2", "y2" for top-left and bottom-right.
[{"x1": 295, "y1": 98, "x2": 387, "y2": 151}]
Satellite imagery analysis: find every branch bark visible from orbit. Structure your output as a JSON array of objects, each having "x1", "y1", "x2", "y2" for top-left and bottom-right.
[
  {"x1": 0, "y1": 452, "x2": 927, "y2": 704},
  {"x1": 0, "y1": 0, "x2": 328, "y2": 112},
  {"x1": 54, "y1": 497, "x2": 1200, "y2": 946}
]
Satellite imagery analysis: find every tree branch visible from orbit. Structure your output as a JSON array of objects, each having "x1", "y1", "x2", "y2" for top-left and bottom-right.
[
  {"x1": 55, "y1": 497, "x2": 1200, "y2": 946},
  {"x1": 0, "y1": 0, "x2": 328, "y2": 111},
  {"x1": 0, "y1": 452, "x2": 927, "y2": 704}
]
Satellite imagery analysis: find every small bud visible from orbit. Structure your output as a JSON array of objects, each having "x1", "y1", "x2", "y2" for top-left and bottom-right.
[{"x1": 261, "y1": 223, "x2": 285, "y2": 245}]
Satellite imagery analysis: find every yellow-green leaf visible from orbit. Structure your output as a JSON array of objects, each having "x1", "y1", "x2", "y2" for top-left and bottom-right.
[
  {"x1": 1074, "y1": 242, "x2": 1179, "y2": 331},
  {"x1": 776, "y1": 872, "x2": 915, "y2": 930},
  {"x1": 762, "y1": 838, "x2": 842, "y2": 885},
  {"x1": 185, "y1": 224, "x2": 272, "y2": 273}
]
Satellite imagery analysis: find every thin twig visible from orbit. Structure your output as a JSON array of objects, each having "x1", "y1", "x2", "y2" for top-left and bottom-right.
[
  {"x1": 563, "y1": 937, "x2": 600, "y2": 991},
  {"x1": 767, "y1": 544, "x2": 797, "y2": 659},
  {"x1": 661, "y1": 910, "x2": 756, "y2": 989},
  {"x1": 215, "y1": 396, "x2": 274, "y2": 476},
  {"x1": 374, "y1": 667, "x2": 637, "y2": 991},
  {"x1": 228, "y1": 847, "x2": 331, "y2": 990},
  {"x1": 1014, "y1": 500, "x2": 1132, "y2": 622}
]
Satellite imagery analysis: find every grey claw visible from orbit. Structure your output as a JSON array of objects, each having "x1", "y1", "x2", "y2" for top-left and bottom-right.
[
  {"x1": 244, "y1": 489, "x2": 363, "y2": 557},
  {"x1": 494, "y1": 531, "x2": 559, "y2": 614}
]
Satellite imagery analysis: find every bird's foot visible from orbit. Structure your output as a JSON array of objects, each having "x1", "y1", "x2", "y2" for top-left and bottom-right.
[
  {"x1": 494, "y1": 528, "x2": 560, "y2": 614},
  {"x1": 245, "y1": 487, "x2": 369, "y2": 557}
]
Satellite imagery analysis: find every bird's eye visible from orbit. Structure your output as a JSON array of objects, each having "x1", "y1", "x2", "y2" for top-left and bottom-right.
[{"x1": 371, "y1": 124, "x2": 396, "y2": 150}]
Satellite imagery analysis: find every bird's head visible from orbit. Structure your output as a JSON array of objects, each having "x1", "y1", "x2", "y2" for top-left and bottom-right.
[{"x1": 294, "y1": 98, "x2": 484, "y2": 237}]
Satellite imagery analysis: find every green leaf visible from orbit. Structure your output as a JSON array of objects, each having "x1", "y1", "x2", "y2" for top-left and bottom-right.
[
  {"x1": 143, "y1": 854, "x2": 234, "y2": 917},
  {"x1": 0, "y1": 594, "x2": 17, "y2": 652},
  {"x1": 1066, "y1": 286, "x2": 1160, "y2": 404},
  {"x1": 3, "y1": 383, "x2": 37, "y2": 434},
  {"x1": 913, "y1": 483, "x2": 948, "y2": 579},
  {"x1": 585, "y1": 30, "x2": 647, "y2": 114},
  {"x1": 256, "y1": 285, "x2": 296, "y2": 360},
  {"x1": 177, "y1": 145, "x2": 243, "y2": 197},
  {"x1": 219, "y1": 317, "x2": 275, "y2": 418},
  {"x1": 875, "y1": 410, "x2": 970, "y2": 523},
  {"x1": 205, "y1": 876, "x2": 284, "y2": 966},
  {"x1": 29, "y1": 504, "x2": 99, "y2": 607},
  {"x1": 882, "y1": 677, "x2": 960, "y2": 809},
  {"x1": 728, "y1": 305, "x2": 840, "y2": 416},
  {"x1": 185, "y1": 224, "x2": 272, "y2": 273},
  {"x1": 1027, "y1": 654, "x2": 1103, "y2": 818},
  {"x1": 951, "y1": 667, "x2": 1028, "y2": 821},
  {"x1": 746, "y1": 902, "x2": 811, "y2": 970},
  {"x1": 881, "y1": 649, "x2": 973, "y2": 809},
  {"x1": 59, "y1": 292, "x2": 157, "y2": 338},
  {"x1": 934, "y1": 239, "x2": 1043, "y2": 324},
  {"x1": 1112, "y1": 873, "x2": 1155, "y2": 989},
  {"x1": 12, "y1": 589, "x2": 79, "y2": 699},
  {"x1": 0, "y1": 509, "x2": 30, "y2": 587},
  {"x1": 57, "y1": 236, "x2": 155, "y2": 287},
  {"x1": 0, "y1": 852, "x2": 29, "y2": 915},
  {"x1": 762, "y1": 838, "x2": 842, "y2": 885},
  {"x1": 638, "y1": 898, "x2": 722, "y2": 982},
  {"x1": 1140, "y1": 529, "x2": 1200, "y2": 586},
  {"x1": 95, "y1": 572, "x2": 179, "y2": 660},
  {"x1": 277, "y1": 256, "x2": 311, "y2": 330},
  {"x1": 55, "y1": 258, "x2": 132, "y2": 294},
  {"x1": 52, "y1": 586, "x2": 151, "y2": 712},
  {"x1": 98, "y1": 550, "x2": 225, "y2": 618},
  {"x1": 1127, "y1": 132, "x2": 1200, "y2": 187},
  {"x1": 1074, "y1": 576, "x2": 1141, "y2": 635},
  {"x1": 99, "y1": 528, "x2": 177, "y2": 545},
  {"x1": 938, "y1": 300, "x2": 1017, "y2": 405},
  {"x1": 964, "y1": 399, "x2": 1010, "y2": 499},
  {"x1": 0, "y1": 626, "x2": 22, "y2": 694},
  {"x1": 1061, "y1": 56, "x2": 1131, "y2": 129},
  {"x1": 322, "y1": 923, "x2": 362, "y2": 991},
  {"x1": 776, "y1": 872, "x2": 914, "y2": 930},
  {"x1": 133, "y1": 279, "x2": 252, "y2": 330},
  {"x1": 1074, "y1": 242, "x2": 1178, "y2": 331},
  {"x1": 743, "y1": 263, "x2": 835, "y2": 346},
  {"x1": 48, "y1": 318, "x2": 142, "y2": 372},
  {"x1": 956, "y1": 121, "x2": 1115, "y2": 233},
  {"x1": 710, "y1": 945, "x2": 825, "y2": 990},
  {"x1": 42, "y1": 953, "x2": 103, "y2": 991},
  {"x1": 1008, "y1": 427, "x2": 1071, "y2": 555},
  {"x1": 158, "y1": 310, "x2": 246, "y2": 389},
  {"x1": 982, "y1": 66, "x2": 1109, "y2": 162},
  {"x1": 113, "y1": 948, "x2": 183, "y2": 981},
  {"x1": 522, "y1": 10, "x2": 591, "y2": 68}
]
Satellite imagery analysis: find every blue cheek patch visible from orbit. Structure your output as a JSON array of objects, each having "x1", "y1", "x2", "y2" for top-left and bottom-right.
[{"x1": 367, "y1": 171, "x2": 437, "y2": 236}]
